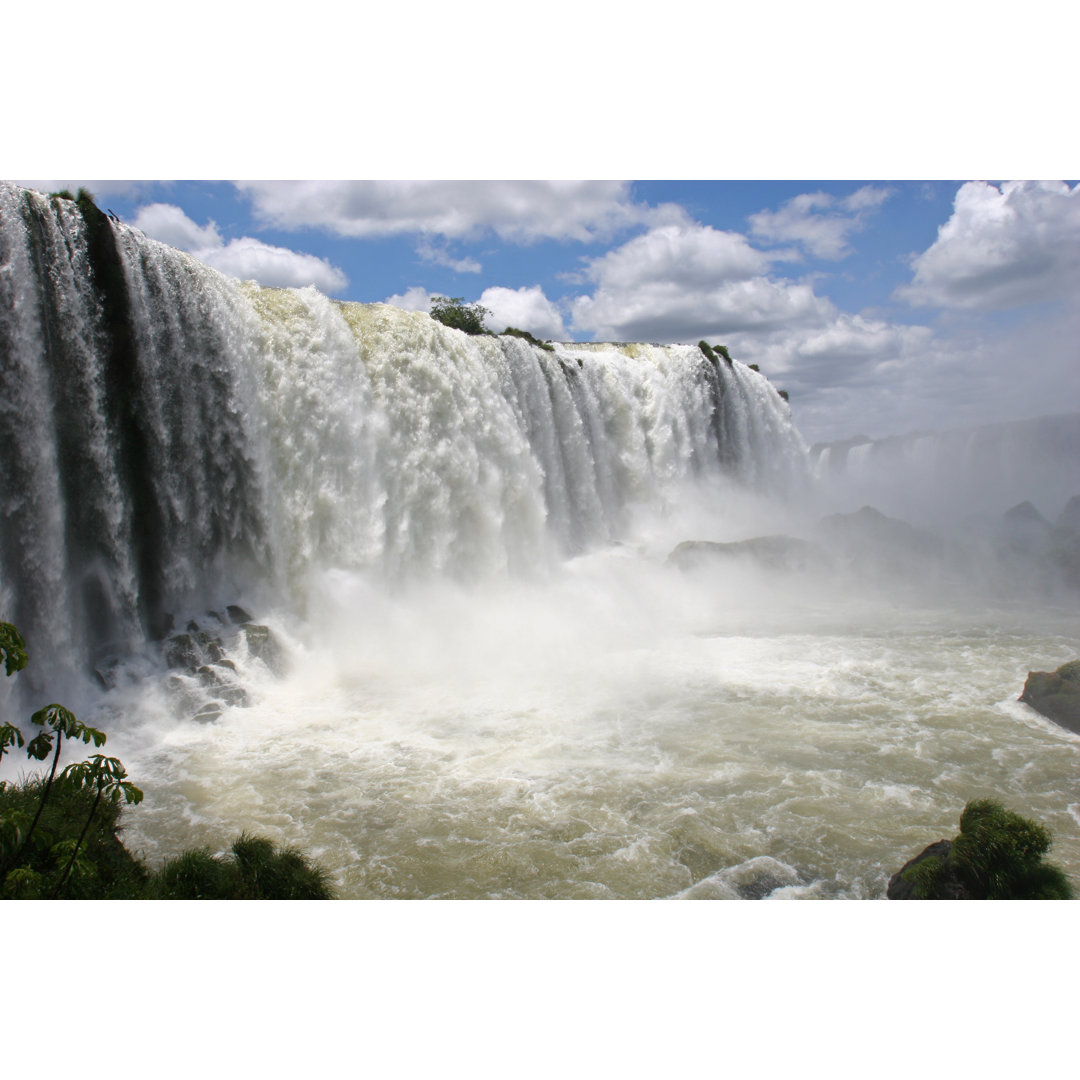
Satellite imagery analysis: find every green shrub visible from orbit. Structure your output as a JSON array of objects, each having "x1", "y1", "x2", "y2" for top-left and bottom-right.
[
  {"x1": 697, "y1": 340, "x2": 718, "y2": 364},
  {"x1": 430, "y1": 296, "x2": 491, "y2": 336},
  {"x1": 0, "y1": 773, "x2": 148, "y2": 899},
  {"x1": 901, "y1": 853, "x2": 947, "y2": 899},
  {"x1": 152, "y1": 848, "x2": 240, "y2": 899},
  {"x1": 502, "y1": 326, "x2": 554, "y2": 351},
  {"x1": 901, "y1": 799, "x2": 1074, "y2": 900},
  {"x1": 150, "y1": 833, "x2": 335, "y2": 900}
]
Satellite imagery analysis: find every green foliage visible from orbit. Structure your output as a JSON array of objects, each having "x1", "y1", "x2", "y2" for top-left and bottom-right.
[
  {"x1": 1057, "y1": 660, "x2": 1080, "y2": 683},
  {"x1": 502, "y1": 326, "x2": 555, "y2": 352},
  {"x1": 778, "y1": 389, "x2": 790, "y2": 402},
  {"x1": 900, "y1": 853, "x2": 946, "y2": 899},
  {"x1": 49, "y1": 189, "x2": 75, "y2": 201},
  {"x1": 748, "y1": 364, "x2": 760, "y2": 372},
  {"x1": 949, "y1": 798, "x2": 1068, "y2": 899},
  {"x1": 697, "y1": 340, "x2": 719, "y2": 364},
  {"x1": 0, "y1": 619, "x2": 332, "y2": 899},
  {"x1": 0, "y1": 773, "x2": 148, "y2": 899},
  {"x1": 429, "y1": 296, "x2": 491, "y2": 336},
  {"x1": 902, "y1": 799, "x2": 1074, "y2": 900},
  {"x1": 0, "y1": 621, "x2": 27, "y2": 677},
  {"x1": 713, "y1": 344, "x2": 732, "y2": 364},
  {"x1": 152, "y1": 848, "x2": 239, "y2": 899},
  {"x1": 151, "y1": 833, "x2": 334, "y2": 899}
]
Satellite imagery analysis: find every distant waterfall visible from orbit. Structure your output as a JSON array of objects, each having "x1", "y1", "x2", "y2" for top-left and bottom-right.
[
  {"x1": 0, "y1": 183, "x2": 806, "y2": 691},
  {"x1": 810, "y1": 414, "x2": 1080, "y2": 526}
]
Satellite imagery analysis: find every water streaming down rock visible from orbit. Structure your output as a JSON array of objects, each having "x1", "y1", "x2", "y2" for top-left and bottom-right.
[
  {"x1": 0, "y1": 183, "x2": 806, "y2": 699},
  {"x1": 811, "y1": 414, "x2": 1080, "y2": 528}
]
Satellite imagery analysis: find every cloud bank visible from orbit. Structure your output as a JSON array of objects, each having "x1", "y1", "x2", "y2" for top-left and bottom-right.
[{"x1": 235, "y1": 180, "x2": 667, "y2": 243}]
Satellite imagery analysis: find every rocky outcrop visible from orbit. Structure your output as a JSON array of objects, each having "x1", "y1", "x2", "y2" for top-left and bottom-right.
[
  {"x1": 815, "y1": 504, "x2": 946, "y2": 578},
  {"x1": 1020, "y1": 659, "x2": 1080, "y2": 734},
  {"x1": 158, "y1": 607, "x2": 285, "y2": 722},
  {"x1": 668, "y1": 535, "x2": 830, "y2": 573},
  {"x1": 886, "y1": 840, "x2": 975, "y2": 899}
]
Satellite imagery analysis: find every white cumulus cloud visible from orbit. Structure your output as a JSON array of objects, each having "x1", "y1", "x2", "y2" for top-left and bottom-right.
[
  {"x1": 383, "y1": 286, "x2": 432, "y2": 311},
  {"x1": 479, "y1": 286, "x2": 567, "y2": 339},
  {"x1": 132, "y1": 203, "x2": 223, "y2": 251},
  {"x1": 235, "y1": 180, "x2": 666, "y2": 243},
  {"x1": 131, "y1": 203, "x2": 347, "y2": 293},
  {"x1": 748, "y1": 185, "x2": 893, "y2": 260},
  {"x1": 896, "y1": 180, "x2": 1080, "y2": 311},
  {"x1": 415, "y1": 238, "x2": 482, "y2": 273},
  {"x1": 568, "y1": 221, "x2": 834, "y2": 342}
]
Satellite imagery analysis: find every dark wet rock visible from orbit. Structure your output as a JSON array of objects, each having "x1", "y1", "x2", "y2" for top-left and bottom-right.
[
  {"x1": 213, "y1": 658, "x2": 237, "y2": 673},
  {"x1": 195, "y1": 664, "x2": 248, "y2": 707},
  {"x1": 185, "y1": 619, "x2": 200, "y2": 633},
  {"x1": 226, "y1": 604, "x2": 253, "y2": 624},
  {"x1": 1020, "y1": 660, "x2": 1080, "y2": 733},
  {"x1": 163, "y1": 633, "x2": 201, "y2": 670},
  {"x1": 239, "y1": 623, "x2": 287, "y2": 674},
  {"x1": 668, "y1": 535, "x2": 830, "y2": 574},
  {"x1": 887, "y1": 839, "x2": 975, "y2": 900},
  {"x1": 192, "y1": 703, "x2": 223, "y2": 724}
]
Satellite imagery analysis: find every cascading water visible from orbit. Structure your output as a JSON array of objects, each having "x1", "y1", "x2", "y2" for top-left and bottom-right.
[
  {"x1": 0, "y1": 184, "x2": 806, "y2": 693},
  {"x1": 3, "y1": 182, "x2": 1078, "y2": 899}
]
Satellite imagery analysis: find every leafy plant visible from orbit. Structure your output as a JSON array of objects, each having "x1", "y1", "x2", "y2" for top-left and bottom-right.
[
  {"x1": 0, "y1": 619, "x2": 143, "y2": 897},
  {"x1": 0, "y1": 619, "x2": 332, "y2": 899},
  {"x1": 430, "y1": 295, "x2": 491, "y2": 336},
  {"x1": 697, "y1": 340, "x2": 719, "y2": 364}
]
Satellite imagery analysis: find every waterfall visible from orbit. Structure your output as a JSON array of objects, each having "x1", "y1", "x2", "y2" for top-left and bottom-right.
[
  {"x1": 0, "y1": 183, "x2": 806, "y2": 696},
  {"x1": 810, "y1": 414, "x2": 1080, "y2": 527}
]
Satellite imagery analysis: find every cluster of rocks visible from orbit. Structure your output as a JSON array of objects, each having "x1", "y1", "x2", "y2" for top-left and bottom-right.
[{"x1": 160, "y1": 604, "x2": 286, "y2": 724}]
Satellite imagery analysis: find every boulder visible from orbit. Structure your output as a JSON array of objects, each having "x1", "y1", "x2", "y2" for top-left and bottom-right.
[
  {"x1": 1020, "y1": 660, "x2": 1080, "y2": 733},
  {"x1": 887, "y1": 839, "x2": 975, "y2": 900},
  {"x1": 163, "y1": 633, "x2": 201, "y2": 670},
  {"x1": 239, "y1": 623, "x2": 287, "y2": 675}
]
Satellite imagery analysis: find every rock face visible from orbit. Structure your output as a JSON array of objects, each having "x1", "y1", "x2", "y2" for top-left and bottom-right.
[
  {"x1": 668, "y1": 535, "x2": 830, "y2": 573},
  {"x1": 1020, "y1": 659, "x2": 1080, "y2": 734},
  {"x1": 815, "y1": 504, "x2": 946, "y2": 579},
  {"x1": 887, "y1": 840, "x2": 975, "y2": 900}
]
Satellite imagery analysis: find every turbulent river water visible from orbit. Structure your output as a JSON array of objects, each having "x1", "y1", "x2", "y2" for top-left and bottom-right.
[{"x1": 3, "y1": 182, "x2": 1079, "y2": 899}]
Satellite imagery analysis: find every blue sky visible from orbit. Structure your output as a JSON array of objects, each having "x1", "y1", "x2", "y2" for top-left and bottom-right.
[{"x1": 17, "y1": 177, "x2": 1075, "y2": 446}]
